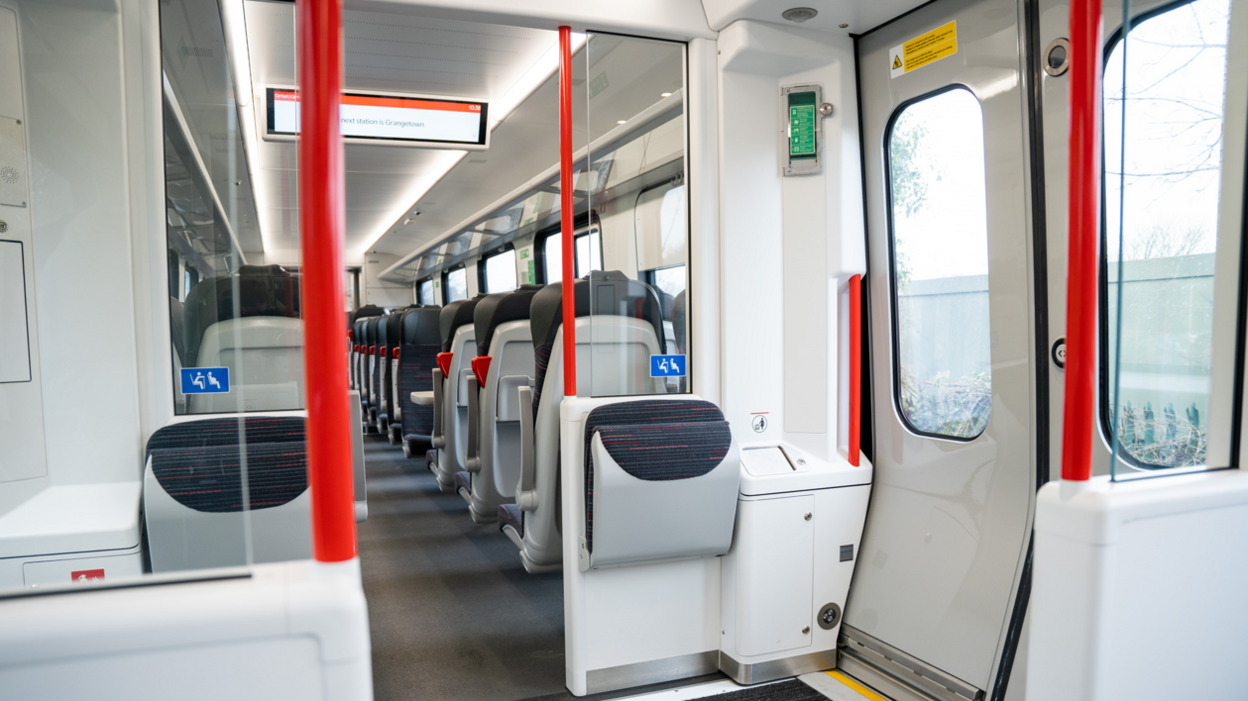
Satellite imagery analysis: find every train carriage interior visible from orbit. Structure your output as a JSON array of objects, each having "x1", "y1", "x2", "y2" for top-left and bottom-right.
[{"x1": 1, "y1": 0, "x2": 1247, "y2": 699}]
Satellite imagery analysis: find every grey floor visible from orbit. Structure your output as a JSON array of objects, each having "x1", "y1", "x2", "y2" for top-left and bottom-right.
[{"x1": 358, "y1": 436, "x2": 567, "y2": 701}]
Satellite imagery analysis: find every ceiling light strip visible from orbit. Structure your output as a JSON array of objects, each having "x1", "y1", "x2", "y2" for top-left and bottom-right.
[
  {"x1": 377, "y1": 88, "x2": 686, "y2": 282},
  {"x1": 354, "y1": 32, "x2": 587, "y2": 258}
]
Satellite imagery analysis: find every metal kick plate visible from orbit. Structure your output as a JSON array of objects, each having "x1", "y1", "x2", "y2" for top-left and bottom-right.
[{"x1": 0, "y1": 116, "x2": 27, "y2": 208}]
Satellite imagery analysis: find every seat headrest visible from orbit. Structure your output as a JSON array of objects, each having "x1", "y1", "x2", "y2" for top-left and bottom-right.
[
  {"x1": 384, "y1": 311, "x2": 405, "y2": 345},
  {"x1": 349, "y1": 304, "x2": 385, "y2": 326},
  {"x1": 530, "y1": 270, "x2": 665, "y2": 353},
  {"x1": 474, "y1": 285, "x2": 543, "y2": 356},
  {"x1": 365, "y1": 316, "x2": 381, "y2": 344},
  {"x1": 183, "y1": 269, "x2": 301, "y2": 368},
  {"x1": 401, "y1": 306, "x2": 442, "y2": 345},
  {"x1": 438, "y1": 295, "x2": 486, "y2": 352}
]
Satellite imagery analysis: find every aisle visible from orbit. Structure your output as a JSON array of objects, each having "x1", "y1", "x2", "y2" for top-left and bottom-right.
[{"x1": 357, "y1": 437, "x2": 566, "y2": 701}]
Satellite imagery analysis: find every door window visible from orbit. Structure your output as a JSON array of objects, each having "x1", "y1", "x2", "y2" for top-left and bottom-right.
[{"x1": 887, "y1": 88, "x2": 992, "y2": 439}]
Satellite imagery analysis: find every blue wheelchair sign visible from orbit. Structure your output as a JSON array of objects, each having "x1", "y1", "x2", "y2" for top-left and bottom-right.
[
  {"x1": 650, "y1": 355, "x2": 687, "y2": 378},
  {"x1": 181, "y1": 367, "x2": 230, "y2": 394}
]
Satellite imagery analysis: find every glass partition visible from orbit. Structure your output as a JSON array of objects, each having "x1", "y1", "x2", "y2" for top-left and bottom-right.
[
  {"x1": 1103, "y1": 0, "x2": 1233, "y2": 475},
  {"x1": 585, "y1": 33, "x2": 689, "y2": 397}
]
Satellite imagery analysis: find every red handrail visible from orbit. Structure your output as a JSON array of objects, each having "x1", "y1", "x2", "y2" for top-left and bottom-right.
[
  {"x1": 1061, "y1": 0, "x2": 1103, "y2": 482},
  {"x1": 848, "y1": 275, "x2": 861, "y2": 467},
  {"x1": 559, "y1": 26, "x2": 576, "y2": 398},
  {"x1": 297, "y1": 0, "x2": 357, "y2": 560}
]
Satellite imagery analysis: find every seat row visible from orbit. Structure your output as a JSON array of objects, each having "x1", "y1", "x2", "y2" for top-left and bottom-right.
[
  {"x1": 349, "y1": 304, "x2": 442, "y2": 455},
  {"x1": 391, "y1": 271, "x2": 686, "y2": 573}
]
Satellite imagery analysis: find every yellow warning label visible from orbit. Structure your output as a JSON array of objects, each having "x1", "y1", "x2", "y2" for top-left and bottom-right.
[{"x1": 890, "y1": 21, "x2": 958, "y2": 77}]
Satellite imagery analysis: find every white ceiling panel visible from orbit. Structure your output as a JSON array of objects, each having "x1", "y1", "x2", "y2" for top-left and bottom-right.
[
  {"x1": 243, "y1": 0, "x2": 559, "y2": 257},
  {"x1": 700, "y1": 0, "x2": 934, "y2": 35}
]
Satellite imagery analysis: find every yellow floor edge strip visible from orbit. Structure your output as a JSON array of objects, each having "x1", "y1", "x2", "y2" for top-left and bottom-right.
[{"x1": 826, "y1": 670, "x2": 889, "y2": 701}]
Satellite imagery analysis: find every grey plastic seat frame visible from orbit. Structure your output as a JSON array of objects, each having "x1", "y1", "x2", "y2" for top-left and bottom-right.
[
  {"x1": 432, "y1": 322, "x2": 476, "y2": 493},
  {"x1": 509, "y1": 316, "x2": 667, "y2": 572},
  {"x1": 464, "y1": 310, "x2": 536, "y2": 524}
]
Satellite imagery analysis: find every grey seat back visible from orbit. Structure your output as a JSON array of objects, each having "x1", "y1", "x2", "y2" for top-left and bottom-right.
[
  {"x1": 508, "y1": 272, "x2": 668, "y2": 572},
  {"x1": 429, "y1": 297, "x2": 482, "y2": 492},
  {"x1": 578, "y1": 399, "x2": 738, "y2": 570},
  {"x1": 464, "y1": 286, "x2": 542, "y2": 523},
  {"x1": 143, "y1": 415, "x2": 312, "y2": 572}
]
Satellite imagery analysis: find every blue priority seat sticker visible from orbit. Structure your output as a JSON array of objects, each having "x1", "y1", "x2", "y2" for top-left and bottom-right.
[
  {"x1": 650, "y1": 355, "x2": 687, "y2": 378},
  {"x1": 181, "y1": 367, "x2": 231, "y2": 394}
]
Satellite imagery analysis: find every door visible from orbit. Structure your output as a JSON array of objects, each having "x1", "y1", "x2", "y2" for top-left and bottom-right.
[{"x1": 847, "y1": 2, "x2": 1038, "y2": 699}]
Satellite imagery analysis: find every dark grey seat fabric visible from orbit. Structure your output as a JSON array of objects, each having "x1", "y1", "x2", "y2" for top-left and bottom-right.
[
  {"x1": 455, "y1": 470, "x2": 471, "y2": 495},
  {"x1": 439, "y1": 296, "x2": 486, "y2": 353},
  {"x1": 146, "y1": 416, "x2": 308, "y2": 514},
  {"x1": 499, "y1": 504, "x2": 524, "y2": 537},
  {"x1": 397, "y1": 306, "x2": 443, "y2": 447},
  {"x1": 529, "y1": 271, "x2": 666, "y2": 414},
  {"x1": 582, "y1": 400, "x2": 731, "y2": 555},
  {"x1": 473, "y1": 286, "x2": 543, "y2": 357},
  {"x1": 349, "y1": 304, "x2": 384, "y2": 326}
]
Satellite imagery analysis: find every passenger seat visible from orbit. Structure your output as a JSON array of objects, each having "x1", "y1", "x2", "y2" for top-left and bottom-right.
[
  {"x1": 392, "y1": 305, "x2": 442, "y2": 456},
  {"x1": 428, "y1": 297, "x2": 483, "y2": 493},
  {"x1": 182, "y1": 265, "x2": 303, "y2": 413},
  {"x1": 462, "y1": 286, "x2": 542, "y2": 523},
  {"x1": 504, "y1": 272, "x2": 668, "y2": 572}
]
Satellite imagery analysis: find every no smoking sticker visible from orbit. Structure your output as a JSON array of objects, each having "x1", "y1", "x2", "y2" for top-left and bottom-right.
[{"x1": 891, "y1": 21, "x2": 958, "y2": 78}]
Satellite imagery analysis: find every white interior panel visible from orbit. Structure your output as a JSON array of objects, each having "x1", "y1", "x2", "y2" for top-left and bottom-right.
[{"x1": 0, "y1": 240, "x2": 30, "y2": 383}]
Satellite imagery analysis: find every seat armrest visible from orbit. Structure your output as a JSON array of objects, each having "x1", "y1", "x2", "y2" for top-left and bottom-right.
[
  {"x1": 391, "y1": 358, "x2": 402, "y2": 421},
  {"x1": 516, "y1": 386, "x2": 538, "y2": 512},
  {"x1": 465, "y1": 375, "x2": 481, "y2": 473},
  {"x1": 411, "y1": 391, "x2": 436, "y2": 406},
  {"x1": 431, "y1": 368, "x2": 445, "y2": 449}
]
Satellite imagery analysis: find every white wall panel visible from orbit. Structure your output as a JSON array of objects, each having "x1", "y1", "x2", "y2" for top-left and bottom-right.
[{"x1": 19, "y1": 0, "x2": 142, "y2": 485}]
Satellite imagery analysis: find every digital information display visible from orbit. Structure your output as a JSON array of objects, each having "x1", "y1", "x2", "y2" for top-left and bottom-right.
[{"x1": 266, "y1": 88, "x2": 489, "y2": 147}]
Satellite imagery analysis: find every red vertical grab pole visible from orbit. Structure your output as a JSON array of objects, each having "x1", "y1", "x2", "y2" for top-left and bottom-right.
[
  {"x1": 1061, "y1": 0, "x2": 1102, "y2": 482},
  {"x1": 848, "y1": 275, "x2": 861, "y2": 467},
  {"x1": 297, "y1": 0, "x2": 357, "y2": 560},
  {"x1": 559, "y1": 26, "x2": 577, "y2": 397}
]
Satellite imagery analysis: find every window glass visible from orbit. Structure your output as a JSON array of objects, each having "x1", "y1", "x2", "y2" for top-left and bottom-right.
[
  {"x1": 575, "y1": 229, "x2": 602, "y2": 278},
  {"x1": 419, "y1": 279, "x2": 435, "y2": 306},
  {"x1": 1103, "y1": 0, "x2": 1231, "y2": 470},
  {"x1": 649, "y1": 264, "x2": 686, "y2": 300},
  {"x1": 887, "y1": 88, "x2": 991, "y2": 439},
  {"x1": 543, "y1": 234, "x2": 563, "y2": 284},
  {"x1": 445, "y1": 268, "x2": 468, "y2": 302},
  {"x1": 584, "y1": 33, "x2": 689, "y2": 397},
  {"x1": 483, "y1": 249, "x2": 517, "y2": 293},
  {"x1": 163, "y1": 0, "x2": 299, "y2": 417}
]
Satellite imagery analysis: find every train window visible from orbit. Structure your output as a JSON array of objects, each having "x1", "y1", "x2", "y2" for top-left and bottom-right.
[
  {"x1": 646, "y1": 264, "x2": 686, "y2": 301},
  {"x1": 419, "y1": 279, "x2": 435, "y2": 306},
  {"x1": 542, "y1": 227, "x2": 601, "y2": 283},
  {"x1": 576, "y1": 229, "x2": 603, "y2": 278},
  {"x1": 444, "y1": 267, "x2": 468, "y2": 302},
  {"x1": 1102, "y1": 0, "x2": 1231, "y2": 469},
  {"x1": 481, "y1": 247, "x2": 518, "y2": 293},
  {"x1": 886, "y1": 88, "x2": 991, "y2": 440}
]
